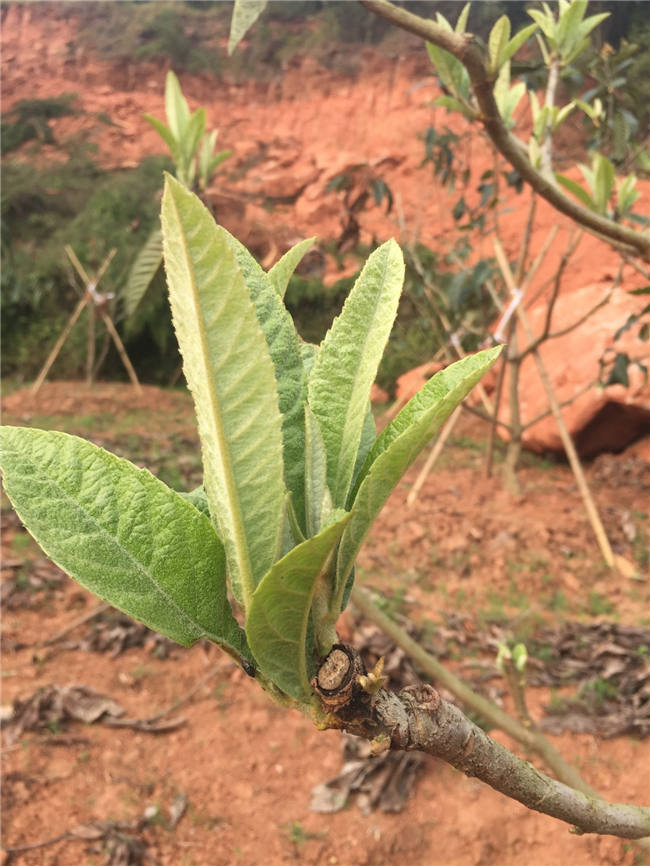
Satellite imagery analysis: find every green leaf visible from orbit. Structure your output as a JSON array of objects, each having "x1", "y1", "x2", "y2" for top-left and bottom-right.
[
  {"x1": 350, "y1": 404, "x2": 376, "y2": 502},
  {"x1": 161, "y1": 175, "x2": 286, "y2": 608},
  {"x1": 455, "y1": 3, "x2": 470, "y2": 34},
  {"x1": 246, "y1": 514, "x2": 349, "y2": 700},
  {"x1": 164, "y1": 71, "x2": 190, "y2": 143},
  {"x1": 181, "y1": 108, "x2": 206, "y2": 171},
  {"x1": 0, "y1": 427, "x2": 249, "y2": 658},
  {"x1": 593, "y1": 154, "x2": 615, "y2": 215},
  {"x1": 218, "y1": 227, "x2": 308, "y2": 532},
  {"x1": 144, "y1": 114, "x2": 181, "y2": 166},
  {"x1": 501, "y1": 23, "x2": 538, "y2": 66},
  {"x1": 267, "y1": 237, "x2": 317, "y2": 299},
  {"x1": 488, "y1": 16, "x2": 511, "y2": 74},
  {"x1": 434, "y1": 94, "x2": 476, "y2": 120},
  {"x1": 123, "y1": 228, "x2": 163, "y2": 318},
  {"x1": 557, "y1": 0, "x2": 587, "y2": 57},
  {"x1": 179, "y1": 485, "x2": 210, "y2": 517},
  {"x1": 336, "y1": 348, "x2": 502, "y2": 612},
  {"x1": 304, "y1": 405, "x2": 331, "y2": 538},
  {"x1": 427, "y1": 43, "x2": 471, "y2": 100},
  {"x1": 308, "y1": 239, "x2": 404, "y2": 508},
  {"x1": 228, "y1": 0, "x2": 268, "y2": 55},
  {"x1": 528, "y1": 9, "x2": 556, "y2": 44}
]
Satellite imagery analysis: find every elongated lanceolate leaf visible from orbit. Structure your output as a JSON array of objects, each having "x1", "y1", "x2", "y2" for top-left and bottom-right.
[
  {"x1": 219, "y1": 227, "x2": 308, "y2": 531},
  {"x1": 0, "y1": 427, "x2": 249, "y2": 658},
  {"x1": 335, "y1": 347, "x2": 502, "y2": 612},
  {"x1": 246, "y1": 514, "x2": 349, "y2": 700},
  {"x1": 308, "y1": 240, "x2": 404, "y2": 509},
  {"x1": 144, "y1": 115, "x2": 181, "y2": 165},
  {"x1": 123, "y1": 227, "x2": 163, "y2": 318},
  {"x1": 164, "y1": 71, "x2": 190, "y2": 142},
  {"x1": 304, "y1": 405, "x2": 331, "y2": 538},
  {"x1": 349, "y1": 403, "x2": 377, "y2": 505},
  {"x1": 161, "y1": 176, "x2": 286, "y2": 608},
  {"x1": 228, "y1": 0, "x2": 268, "y2": 55},
  {"x1": 267, "y1": 237, "x2": 316, "y2": 299}
]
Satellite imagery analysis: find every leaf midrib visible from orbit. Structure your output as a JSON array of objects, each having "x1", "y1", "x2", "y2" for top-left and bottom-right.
[{"x1": 170, "y1": 192, "x2": 254, "y2": 607}]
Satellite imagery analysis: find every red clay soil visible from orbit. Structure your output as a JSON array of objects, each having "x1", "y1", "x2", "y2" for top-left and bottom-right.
[
  {"x1": 2, "y1": 2, "x2": 649, "y2": 294},
  {"x1": 2, "y1": 382, "x2": 649, "y2": 866}
]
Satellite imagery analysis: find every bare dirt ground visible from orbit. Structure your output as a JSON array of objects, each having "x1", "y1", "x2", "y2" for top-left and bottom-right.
[{"x1": 2, "y1": 382, "x2": 649, "y2": 866}]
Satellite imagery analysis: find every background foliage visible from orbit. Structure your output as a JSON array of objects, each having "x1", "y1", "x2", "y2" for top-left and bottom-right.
[{"x1": 2, "y1": 0, "x2": 648, "y2": 388}]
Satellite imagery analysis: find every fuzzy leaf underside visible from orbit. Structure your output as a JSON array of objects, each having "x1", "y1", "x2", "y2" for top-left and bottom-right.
[
  {"x1": 0, "y1": 427, "x2": 249, "y2": 657},
  {"x1": 267, "y1": 237, "x2": 316, "y2": 299},
  {"x1": 161, "y1": 176, "x2": 286, "y2": 606},
  {"x1": 336, "y1": 347, "x2": 502, "y2": 610},
  {"x1": 123, "y1": 227, "x2": 163, "y2": 318},
  {"x1": 308, "y1": 240, "x2": 404, "y2": 508},
  {"x1": 164, "y1": 71, "x2": 190, "y2": 143},
  {"x1": 228, "y1": 0, "x2": 268, "y2": 55},
  {"x1": 219, "y1": 228, "x2": 308, "y2": 530},
  {"x1": 246, "y1": 515, "x2": 349, "y2": 700},
  {"x1": 304, "y1": 405, "x2": 330, "y2": 538}
]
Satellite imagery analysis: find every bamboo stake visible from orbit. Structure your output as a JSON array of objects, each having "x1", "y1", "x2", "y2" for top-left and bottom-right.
[
  {"x1": 86, "y1": 304, "x2": 95, "y2": 385},
  {"x1": 100, "y1": 311, "x2": 142, "y2": 394},
  {"x1": 492, "y1": 238, "x2": 616, "y2": 568},
  {"x1": 406, "y1": 404, "x2": 462, "y2": 507},
  {"x1": 31, "y1": 296, "x2": 88, "y2": 394}
]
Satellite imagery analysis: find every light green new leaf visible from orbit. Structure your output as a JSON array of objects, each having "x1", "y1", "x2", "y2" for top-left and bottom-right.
[
  {"x1": 161, "y1": 176, "x2": 286, "y2": 608},
  {"x1": 435, "y1": 94, "x2": 476, "y2": 120},
  {"x1": 164, "y1": 71, "x2": 190, "y2": 142},
  {"x1": 455, "y1": 3, "x2": 470, "y2": 34},
  {"x1": 349, "y1": 403, "x2": 376, "y2": 504},
  {"x1": 144, "y1": 114, "x2": 181, "y2": 165},
  {"x1": 228, "y1": 0, "x2": 268, "y2": 55},
  {"x1": 246, "y1": 514, "x2": 349, "y2": 700},
  {"x1": 181, "y1": 108, "x2": 206, "y2": 169},
  {"x1": 219, "y1": 227, "x2": 308, "y2": 531},
  {"x1": 336, "y1": 348, "x2": 502, "y2": 612},
  {"x1": 308, "y1": 240, "x2": 404, "y2": 509},
  {"x1": 267, "y1": 237, "x2": 317, "y2": 299},
  {"x1": 593, "y1": 154, "x2": 615, "y2": 215},
  {"x1": 501, "y1": 23, "x2": 538, "y2": 67},
  {"x1": 304, "y1": 405, "x2": 331, "y2": 538},
  {"x1": 0, "y1": 427, "x2": 249, "y2": 658},
  {"x1": 488, "y1": 15, "x2": 511, "y2": 74},
  {"x1": 180, "y1": 484, "x2": 210, "y2": 517},
  {"x1": 123, "y1": 227, "x2": 163, "y2": 318},
  {"x1": 427, "y1": 42, "x2": 470, "y2": 100}
]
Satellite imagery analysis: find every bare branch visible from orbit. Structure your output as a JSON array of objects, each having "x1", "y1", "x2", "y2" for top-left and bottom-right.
[
  {"x1": 520, "y1": 380, "x2": 594, "y2": 432},
  {"x1": 314, "y1": 643, "x2": 650, "y2": 839},
  {"x1": 518, "y1": 229, "x2": 584, "y2": 361}
]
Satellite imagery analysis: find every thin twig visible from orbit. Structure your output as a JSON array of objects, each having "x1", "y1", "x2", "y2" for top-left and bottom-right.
[{"x1": 40, "y1": 602, "x2": 111, "y2": 647}]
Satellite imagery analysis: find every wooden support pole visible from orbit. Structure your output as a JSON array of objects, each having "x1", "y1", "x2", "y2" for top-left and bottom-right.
[
  {"x1": 100, "y1": 311, "x2": 142, "y2": 395},
  {"x1": 31, "y1": 296, "x2": 88, "y2": 395},
  {"x1": 493, "y1": 238, "x2": 616, "y2": 569},
  {"x1": 406, "y1": 404, "x2": 463, "y2": 507}
]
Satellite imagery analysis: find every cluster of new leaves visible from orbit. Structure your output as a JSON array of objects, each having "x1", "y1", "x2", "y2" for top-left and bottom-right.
[
  {"x1": 426, "y1": 1, "x2": 642, "y2": 221},
  {"x1": 123, "y1": 71, "x2": 231, "y2": 318},
  {"x1": 0, "y1": 177, "x2": 499, "y2": 711}
]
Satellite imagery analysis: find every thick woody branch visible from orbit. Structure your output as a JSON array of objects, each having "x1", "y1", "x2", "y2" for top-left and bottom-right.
[
  {"x1": 359, "y1": 0, "x2": 650, "y2": 262},
  {"x1": 314, "y1": 645, "x2": 650, "y2": 839}
]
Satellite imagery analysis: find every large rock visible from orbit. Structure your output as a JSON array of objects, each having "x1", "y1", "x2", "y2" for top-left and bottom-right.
[{"x1": 498, "y1": 282, "x2": 650, "y2": 457}]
